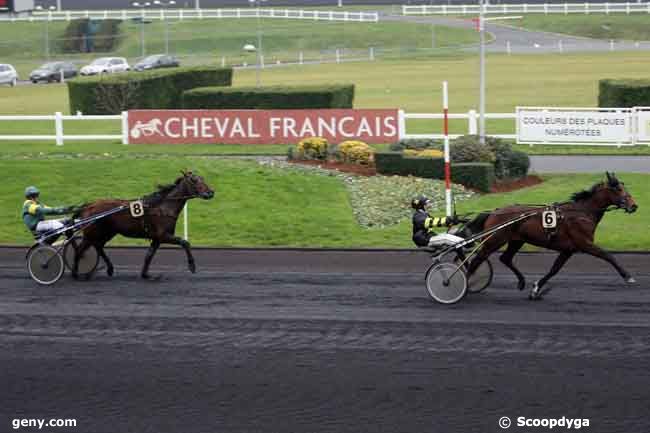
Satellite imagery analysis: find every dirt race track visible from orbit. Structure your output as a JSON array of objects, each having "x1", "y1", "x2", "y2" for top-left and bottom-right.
[{"x1": 1, "y1": 248, "x2": 649, "y2": 433}]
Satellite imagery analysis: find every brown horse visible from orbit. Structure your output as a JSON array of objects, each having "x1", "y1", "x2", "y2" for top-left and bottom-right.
[
  {"x1": 465, "y1": 172, "x2": 638, "y2": 300},
  {"x1": 74, "y1": 171, "x2": 214, "y2": 279}
]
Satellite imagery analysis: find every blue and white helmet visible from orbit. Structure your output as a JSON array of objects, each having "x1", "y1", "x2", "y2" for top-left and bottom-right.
[{"x1": 24, "y1": 186, "x2": 40, "y2": 198}]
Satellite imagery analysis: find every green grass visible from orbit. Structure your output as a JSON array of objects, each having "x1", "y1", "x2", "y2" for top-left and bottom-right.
[
  {"x1": 0, "y1": 18, "x2": 479, "y2": 77},
  {"x1": 511, "y1": 14, "x2": 650, "y2": 41},
  {"x1": 1, "y1": 157, "x2": 648, "y2": 249}
]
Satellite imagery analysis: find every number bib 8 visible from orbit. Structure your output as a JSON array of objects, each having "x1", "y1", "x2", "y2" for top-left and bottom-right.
[{"x1": 129, "y1": 200, "x2": 145, "y2": 218}]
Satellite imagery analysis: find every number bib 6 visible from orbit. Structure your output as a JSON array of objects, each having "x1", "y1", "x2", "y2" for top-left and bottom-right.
[
  {"x1": 542, "y1": 210, "x2": 557, "y2": 229},
  {"x1": 129, "y1": 200, "x2": 145, "y2": 218}
]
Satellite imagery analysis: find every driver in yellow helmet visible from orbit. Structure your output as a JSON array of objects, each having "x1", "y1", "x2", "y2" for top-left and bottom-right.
[{"x1": 22, "y1": 186, "x2": 75, "y2": 237}]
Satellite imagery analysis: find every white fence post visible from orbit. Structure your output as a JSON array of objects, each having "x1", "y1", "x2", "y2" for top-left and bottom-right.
[
  {"x1": 336, "y1": 48, "x2": 340, "y2": 63},
  {"x1": 468, "y1": 109, "x2": 478, "y2": 134},
  {"x1": 398, "y1": 109, "x2": 406, "y2": 140},
  {"x1": 610, "y1": 39, "x2": 615, "y2": 51},
  {"x1": 506, "y1": 40, "x2": 511, "y2": 55},
  {"x1": 369, "y1": 46, "x2": 374, "y2": 61},
  {"x1": 183, "y1": 203, "x2": 188, "y2": 241},
  {"x1": 55, "y1": 112, "x2": 64, "y2": 146},
  {"x1": 558, "y1": 40, "x2": 563, "y2": 53},
  {"x1": 299, "y1": 51, "x2": 304, "y2": 65},
  {"x1": 221, "y1": 56, "x2": 226, "y2": 67},
  {"x1": 121, "y1": 111, "x2": 129, "y2": 144}
]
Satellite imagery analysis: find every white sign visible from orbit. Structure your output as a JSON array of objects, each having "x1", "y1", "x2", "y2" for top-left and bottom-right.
[
  {"x1": 129, "y1": 200, "x2": 144, "y2": 218},
  {"x1": 634, "y1": 108, "x2": 650, "y2": 143},
  {"x1": 542, "y1": 210, "x2": 557, "y2": 229},
  {"x1": 517, "y1": 108, "x2": 633, "y2": 144}
]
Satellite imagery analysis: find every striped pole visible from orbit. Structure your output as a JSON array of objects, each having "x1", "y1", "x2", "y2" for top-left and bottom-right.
[{"x1": 443, "y1": 81, "x2": 452, "y2": 217}]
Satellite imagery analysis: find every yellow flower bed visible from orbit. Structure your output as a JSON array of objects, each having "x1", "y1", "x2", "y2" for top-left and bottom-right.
[
  {"x1": 296, "y1": 137, "x2": 328, "y2": 160},
  {"x1": 337, "y1": 140, "x2": 374, "y2": 165},
  {"x1": 403, "y1": 149, "x2": 444, "y2": 158}
]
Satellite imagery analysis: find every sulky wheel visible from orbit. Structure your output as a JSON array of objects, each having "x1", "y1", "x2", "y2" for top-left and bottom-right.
[
  {"x1": 454, "y1": 257, "x2": 494, "y2": 294},
  {"x1": 425, "y1": 262, "x2": 468, "y2": 304},
  {"x1": 63, "y1": 238, "x2": 99, "y2": 278},
  {"x1": 27, "y1": 244, "x2": 65, "y2": 285}
]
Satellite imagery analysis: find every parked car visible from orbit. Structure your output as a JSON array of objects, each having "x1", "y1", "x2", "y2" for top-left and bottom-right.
[
  {"x1": 80, "y1": 57, "x2": 130, "y2": 76},
  {"x1": 133, "y1": 54, "x2": 180, "y2": 71},
  {"x1": 0, "y1": 64, "x2": 18, "y2": 86},
  {"x1": 29, "y1": 62, "x2": 77, "y2": 83}
]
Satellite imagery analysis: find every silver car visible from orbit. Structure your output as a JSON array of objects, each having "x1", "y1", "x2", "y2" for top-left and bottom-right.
[{"x1": 0, "y1": 64, "x2": 18, "y2": 86}]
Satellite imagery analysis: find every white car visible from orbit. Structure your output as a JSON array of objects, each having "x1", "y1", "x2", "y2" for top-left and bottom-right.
[
  {"x1": 0, "y1": 64, "x2": 18, "y2": 86},
  {"x1": 80, "y1": 57, "x2": 130, "y2": 76}
]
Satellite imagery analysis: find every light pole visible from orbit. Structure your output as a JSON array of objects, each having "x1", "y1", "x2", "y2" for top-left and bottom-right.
[
  {"x1": 249, "y1": 0, "x2": 267, "y2": 88},
  {"x1": 36, "y1": 5, "x2": 57, "y2": 60},
  {"x1": 478, "y1": 0, "x2": 486, "y2": 145},
  {"x1": 132, "y1": 1, "x2": 152, "y2": 58},
  {"x1": 154, "y1": 0, "x2": 176, "y2": 55}
]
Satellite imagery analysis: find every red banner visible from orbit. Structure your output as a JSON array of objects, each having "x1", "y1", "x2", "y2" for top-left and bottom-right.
[{"x1": 127, "y1": 109, "x2": 400, "y2": 145}]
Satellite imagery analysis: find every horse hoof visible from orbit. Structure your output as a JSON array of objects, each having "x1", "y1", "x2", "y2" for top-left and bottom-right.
[
  {"x1": 626, "y1": 277, "x2": 636, "y2": 284},
  {"x1": 529, "y1": 282, "x2": 542, "y2": 300},
  {"x1": 517, "y1": 282, "x2": 525, "y2": 291},
  {"x1": 107, "y1": 267, "x2": 114, "y2": 277},
  {"x1": 189, "y1": 262, "x2": 196, "y2": 274},
  {"x1": 141, "y1": 273, "x2": 162, "y2": 281}
]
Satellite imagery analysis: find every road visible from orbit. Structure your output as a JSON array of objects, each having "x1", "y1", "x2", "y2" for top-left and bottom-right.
[{"x1": 1, "y1": 248, "x2": 649, "y2": 433}]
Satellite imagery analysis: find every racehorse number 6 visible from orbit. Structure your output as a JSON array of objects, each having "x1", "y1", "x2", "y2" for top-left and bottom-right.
[
  {"x1": 542, "y1": 210, "x2": 557, "y2": 229},
  {"x1": 129, "y1": 200, "x2": 145, "y2": 218}
]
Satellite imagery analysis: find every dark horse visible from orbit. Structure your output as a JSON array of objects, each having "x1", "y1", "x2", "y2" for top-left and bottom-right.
[
  {"x1": 74, "y1": 171, "x2": 214, "y2": 279},
  {"x1": 465, "y1": 172, "x2": 638, "y2": 300}
]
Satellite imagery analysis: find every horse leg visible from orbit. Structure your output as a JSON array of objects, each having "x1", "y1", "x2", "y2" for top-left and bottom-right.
[
  {"x1": 499, "y1": 240, "x2": 526, "y2": 291},
  {"x1": 160, "y1": 234, "x2": 196, "y2": 273},
  {"x1": 96, "y1": 245, "x2": 114, "y2": 277},
  {"x1": 465, "y1": 237, "x2": 508, "y2": 280},
  {"x1": 72, "y1": 237, "x2": 93, "y2": 280},
  {"x1": 578, "y1": 243, "x2": 635, "y2": 284},
  {"x1": 141, "y1": 240, "x2": 161, "y2": 279},
  {"x1": 529, "y1": 251, "x2": 573, "y2": 300}
]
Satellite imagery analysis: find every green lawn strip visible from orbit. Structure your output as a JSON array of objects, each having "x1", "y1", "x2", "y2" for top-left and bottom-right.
[
  {"x1": 0, "y1": 157, "x2": 406, "y2": 247},
  {"x1": 0, "y1": 19, "x2": 478, "y2": 77},
  {"x1": 510, "y1": 14, "x2": 650, "y2": 41},
  {"x1": 0, "y1": 157, "x2": 647, "y2": 249}
]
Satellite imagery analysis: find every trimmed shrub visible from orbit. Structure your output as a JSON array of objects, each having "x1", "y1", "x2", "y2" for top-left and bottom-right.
[
  {"x1": 504, "y1": 150, "x2": 530, "y2": 179},
  {"x1": 182, "y1": 84, "x2": 354, "y2": 109},
  {"x1": 452, "y1": 163, "x2": 495, "y2": 193},
  {"x1": 599, "y1": 79, "x2": 650, "y2": 107},
  {"x1": 375, "y1": 152, "x2": 495, "y2": 192},
  {"x1": 450, "y1": 135, "x2": 496, "y2": 164},
  {"x1": 67, "y1": 66, "x2": 233, "y2": 114},
  {"x1": 296, "y1": 137, "x2": 328, "y2": 160},
  {"x1": 389, "y1": 138, "x2": 441, "y2": 151},
  {"x1": 375, "y1": 152, "x2": 445, "y2": 178},
  {"x1": 336, "y1": 140, "x2": 373, "y2": 165}
]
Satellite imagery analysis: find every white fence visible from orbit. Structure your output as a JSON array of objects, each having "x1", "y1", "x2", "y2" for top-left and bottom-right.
[
  {"x1": 2, "y1": 108, "x2": 650, "y2": 146},
  {"x1": 1, "y1": 8, "x2": 378, "y2": 22},
  {"x1": 403, "y1": 2, "x2": 650, "y2": 15},
  {"x1": 0, "y1": 112, "x2": 127, "y2": 145}
]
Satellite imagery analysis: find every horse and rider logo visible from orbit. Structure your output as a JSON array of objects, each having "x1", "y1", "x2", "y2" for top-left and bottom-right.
[{"x1": 130, "y1": 119, "x2": 163, "y2": 139}]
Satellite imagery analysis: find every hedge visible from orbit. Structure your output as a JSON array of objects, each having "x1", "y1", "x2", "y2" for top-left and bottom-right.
[
  {"x1": 598, "y1": 79, "x2": 650, "y2": 107},
  {"x1": 67, "y1": 67, "x2": 233, "y2": 114},
  {"x1": 375, "y1": 152, "x2": 494, "y2": 192},
  {"x1": 182, "y1": 84, "x2": 354, "y2": 109}
]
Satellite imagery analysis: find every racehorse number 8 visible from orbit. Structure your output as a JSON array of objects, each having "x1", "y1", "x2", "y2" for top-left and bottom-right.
[
  {"x1": 542, "y1": 210, "x2": 557, "y2": 229},
  {"x1": 129, "y1": 200, "x2": 144, "y2": 218}
]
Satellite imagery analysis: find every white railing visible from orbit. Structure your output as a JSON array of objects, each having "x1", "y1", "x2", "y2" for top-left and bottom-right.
[
  {"x1": 1, "y1": 8, "x2": 378, "y2": 22},
  {"x1": 0, "y1": 112, "x2": 127, "y2": 145},
  {"x1": 403, "y1": 2, "x2": 650, "y2": 15},
  {"x1": 401, "y1": 110, "x2": 517, "y2": 140},
  {"x1": 2, "y1": 109, "x2": 649, "y2": 146}
]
